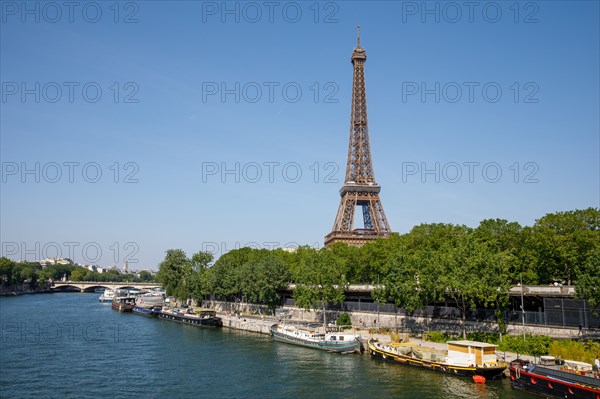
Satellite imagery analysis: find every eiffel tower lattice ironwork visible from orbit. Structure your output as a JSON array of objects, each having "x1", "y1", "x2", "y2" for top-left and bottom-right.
[{"x1": 324, "y1": 26, "x2": 393, "y2": 247}]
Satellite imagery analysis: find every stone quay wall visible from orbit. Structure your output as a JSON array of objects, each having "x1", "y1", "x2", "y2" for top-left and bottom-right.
[{"x1": 204, "y1": 300, "x2": 585, "y2": 339}]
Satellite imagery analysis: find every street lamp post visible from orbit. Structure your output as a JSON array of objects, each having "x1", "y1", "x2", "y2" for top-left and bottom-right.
[{"x1": 521, "y1": 273, "x2": 526, "y2": 341}]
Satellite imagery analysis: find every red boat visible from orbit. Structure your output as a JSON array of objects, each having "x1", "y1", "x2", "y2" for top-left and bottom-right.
[{"x1": 510, "y1": 359, "x2": 600, "y2": 399}]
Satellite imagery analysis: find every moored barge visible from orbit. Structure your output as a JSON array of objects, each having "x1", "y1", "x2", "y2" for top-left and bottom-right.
[
  {"x1": 270, "y1": 324, "x2": 362, "y2": 354},
  {"x1": 368, "y1": 338, "x2": 506, "y2": 380},
  {"x1": 510, "y1": 358, "x2": 600, "y2": 398},
  {"x1": 111, "y1": 296, "x2": 135, "y2": 312},
  {"x1": 158, "y1": 308, "x2": 222, "y2": 328},
  {"x1": 132, "y1": 305, "x2": 162, "y2": 317}
]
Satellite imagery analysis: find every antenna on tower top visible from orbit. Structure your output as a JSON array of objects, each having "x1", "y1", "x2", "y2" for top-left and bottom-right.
[{"x1": 357, "y1": 25, "x2": 361, "y2": 47}]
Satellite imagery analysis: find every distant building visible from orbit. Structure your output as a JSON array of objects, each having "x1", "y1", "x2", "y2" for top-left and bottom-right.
[
  {"x1": 40, "y1": 257, "x2": 74, "y2": 267},
  {"x1": 80, "y1": 264, "x2": 98, "y2": 273},
  {"x1": 134, "y1": 269, "x2": 155, "y2": 278}
]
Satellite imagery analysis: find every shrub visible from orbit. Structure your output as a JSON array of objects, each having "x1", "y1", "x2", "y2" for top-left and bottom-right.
[
  {"x1": 336, "y1": 312, "x2": 352, "y2": 328},
  {"x1": 466, "y1": 332, "x2": 500, "y2": 345},
  {"x1": 424, "y1": 331, "x2": 451, "y2": 343},
  {"x1": 549, "y1": 340, "x2": 600, "y2": 364},
  {"x1": 497, "y1": 334, "x2": 552, "y2": 357}
]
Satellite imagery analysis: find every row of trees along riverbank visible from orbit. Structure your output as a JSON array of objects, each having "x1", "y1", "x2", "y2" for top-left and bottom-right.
[
  {"x1": 0, "y1": 260, "x2": 155, "y2": 293},
  {"x1": 156, "y1": 208, "x2": 600, "y2": 338}
]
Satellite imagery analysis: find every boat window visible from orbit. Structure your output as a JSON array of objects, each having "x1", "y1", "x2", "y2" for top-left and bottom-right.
[{"x1": 339, "y1": 336, "x2": 344, "y2": 341}]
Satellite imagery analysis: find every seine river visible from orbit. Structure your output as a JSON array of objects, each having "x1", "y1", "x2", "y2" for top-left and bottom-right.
[{"x1": 0, "y1": 293, "x2": 536, "y2": 399}]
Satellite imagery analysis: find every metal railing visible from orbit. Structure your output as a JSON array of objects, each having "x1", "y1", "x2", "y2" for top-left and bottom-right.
[{"x1": 281, "y1": 298, "x2": 600, "y2": 329}]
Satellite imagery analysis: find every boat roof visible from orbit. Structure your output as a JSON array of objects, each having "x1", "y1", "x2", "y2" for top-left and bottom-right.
[
  {"x1": 447, "y1": 340, "x2": 497, "y2": 348},
  {"x1": 563, "y1": 360, "x2": 593, "y2": 369}
]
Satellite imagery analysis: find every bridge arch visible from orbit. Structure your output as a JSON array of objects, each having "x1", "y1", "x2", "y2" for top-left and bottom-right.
[
  {"x1": 80, "y1": 285, "x2": 115, "y2": 293},
  {"x1": 52, "y1": 284, "x2": 83, "y2": 292}
]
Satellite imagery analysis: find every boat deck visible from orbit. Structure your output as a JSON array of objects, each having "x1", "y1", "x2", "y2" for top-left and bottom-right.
[
  {"x1": 388, "y1": 342, "x2": 446, "y2": 354},
  {"x1": 512, "y1": 360, "x2": 600, "y2": 388},
  {"x1": 379, "y1": 341, "x2": 447, "y2": 362}
]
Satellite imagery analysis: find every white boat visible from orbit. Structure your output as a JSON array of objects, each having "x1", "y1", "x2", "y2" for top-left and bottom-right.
[
  {"x1": 270, "y1": 324, "x2": 362, "y2": 354},
  {"x1": 135, "y1": 290, "x2": 165, "y2": 308},
  {"x1": 98, "y1": 289, "x2": 115, "y2": 303}
]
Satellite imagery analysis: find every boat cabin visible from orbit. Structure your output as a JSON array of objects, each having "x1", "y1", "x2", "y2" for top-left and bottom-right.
[
  {"x1": 114, "y1": 296, "x2": 135, "y2": 305},
  {"x1": 562, "y1": 360, "x2": 593, "y2": 372},
  {"x1": 198, "y1": 309, "x2": 217, "y2": 316},
  {"x1": 329, "y1": 335, "x2": 348, "y2": 341},
  {"x1": 446, "y1": 340, "x2": 498, "y2": 367}
]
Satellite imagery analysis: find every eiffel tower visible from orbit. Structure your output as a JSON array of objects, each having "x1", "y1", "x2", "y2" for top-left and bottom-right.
[{"x1": 324, "y1": 26, "x2": 393, "y2": 247}]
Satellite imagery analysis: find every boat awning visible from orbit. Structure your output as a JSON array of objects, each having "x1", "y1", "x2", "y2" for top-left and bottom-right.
[{"x1": 563, "y1": 360, "x2": 593, "y2": 371}]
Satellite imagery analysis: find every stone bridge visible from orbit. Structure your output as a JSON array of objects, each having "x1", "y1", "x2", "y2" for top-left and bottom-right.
[{"x1": 52, "y1": 281, "x2": 161, "y2": 292}]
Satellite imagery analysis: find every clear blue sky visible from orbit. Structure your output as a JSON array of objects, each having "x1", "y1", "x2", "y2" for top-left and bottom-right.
[{"x1": 1, "y1": 1, "x2": 599, "y2": 269}]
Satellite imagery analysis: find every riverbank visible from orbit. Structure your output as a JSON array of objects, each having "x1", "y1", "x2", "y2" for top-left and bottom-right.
[
  {"x1": 204, "y1": 300, "x2": 590, "y2": 340},
  {"x1": 208, "y1": 309, "x2": 536, "y2": 369},
  {"x1": 0, "y1": 288, "x2": 53, "y2": 296}
]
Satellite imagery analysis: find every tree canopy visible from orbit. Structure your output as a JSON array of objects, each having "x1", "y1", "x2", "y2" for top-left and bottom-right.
[{"x1": 6, "y1": 208, "x2": 597, "y2": 323}]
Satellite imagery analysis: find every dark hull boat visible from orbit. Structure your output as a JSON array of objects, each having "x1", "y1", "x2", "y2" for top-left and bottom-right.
[
  {"x1": 510, "y1": 359, "x2": 600, "y2": 399},
  {"x1": 158, "y1": 308, "x2": 222, "y2": 328},
  {"x1": 132, "y1": 305, "x2": 161, "y2": 317},
  {"x1": 131, "y1": 291, "x2": 165, "y2": 317},
  {"x1": 368, "y1": 338, "x2": 506, "y2": 380}
]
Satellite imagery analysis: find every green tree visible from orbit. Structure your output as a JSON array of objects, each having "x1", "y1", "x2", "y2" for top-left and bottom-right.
[
  {"x1": 473, "y1": 219, "x2": 519, "y2": 336},
  {"x1": 0, "y1": 257, "x2": 16, "y2": 287},
  {"x1": 188, "y1": 251, "x2": 213, "y2": 304},
  {"x1": 254, "y1": 255, "x2": 290, "y2": 312},
  {"x1": 210, "y1": 257, "x2": 241, "y2": 299},
  {"x1": 474, "y1": 219, "x2": 534, "y2": 281},
  {"x1": 156, "y1": 249, "x2": 190, "y2": 302},
  {"x1": 358, "y1": 233, "x2": 403, "y2": 283},
  {"x1": 101, "y1": 269, "x2": 124, "y2": 282},
  {"x1": 138, "y1": 270, "x2": 153, "y2": 281},
  {"x1": 70, "y1": 267, "x2": 87, "y2": 281},
  {"x1": 38, "y1": 264, "x2": 74, "y2": 281},
  {"x1": 237, "y1": 260, "x2": 259, "y2": 304},
  {"x1": 210, "y1": 247, "x2": 262, "y2": 301},
  {"x1": 532, "y1": 208, "x2": 600, "y2": 285},
  {"x1": 475, "y1": 247, "x2": 513, "y2": 337},
  {"x1": 18, "y1": 262, "x2": 42, "y2": 288},
  {"x1": 327, "y1": 243, "x2": 357, "y2": 282},
  {"x1": 293, "y1": 249, "x2": 346, "y2": 326},
  {"x1": 575, "y1": 250, "x2": 600, "y2": 315},
  {"x1": 376, "y1": 252, "x2": 421, "y2": 313},
  {"x1": 434, "y1": 225, "x2": 486, "y2": 339}
]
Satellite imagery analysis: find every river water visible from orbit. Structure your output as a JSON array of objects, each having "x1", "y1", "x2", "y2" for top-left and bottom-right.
[{"x1": 0, "y1": 293, "x2": 535, "y2": 398}]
